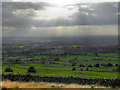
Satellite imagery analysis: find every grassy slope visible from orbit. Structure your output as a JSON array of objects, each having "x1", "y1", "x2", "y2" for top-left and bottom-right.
[{"x1": 1, "y1": 80, "x2": 110, "y2": 88}]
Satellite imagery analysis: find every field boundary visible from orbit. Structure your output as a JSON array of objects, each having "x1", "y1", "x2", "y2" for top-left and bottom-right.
[{"x1": 2, "y1": 73, "x2": 120, "y2": 88}]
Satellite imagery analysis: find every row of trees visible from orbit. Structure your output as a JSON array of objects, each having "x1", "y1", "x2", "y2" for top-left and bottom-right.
[
  {"x1": 78, "y1": 63, "x2": 118, "y2": 67},
  {"x1": 72, "y1": 66, "x2": 120, "y2": 72},
  {"x1": 72, "y1": 67, "x2": 89, "y2": 71}
]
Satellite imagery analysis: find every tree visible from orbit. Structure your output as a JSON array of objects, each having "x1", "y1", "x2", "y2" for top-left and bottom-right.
[
  {"x1": 79, "y1": 65, "x2": 85, "y2": 67},
  {"x1": 4, "y1": 67, "x2": 13, "y2": 72},
  {"x1": 94, "y1": 64, "x2": 99, "y2": 67},
  {"x1": 86, "y1": 68, "x2": 89, "y2": 71},
  {"x1": 88, "y1": 65, "x2": 92, "y2": 67},
  {"x1": 115, "y1": 64, "x2": 118, "y2": 67},
  {"x1": 72, "y1": 67, "x2": 76, "y2": 71},
  {"x1": 116, "y1": 66, "x2": 120, "y2": 72},
  {"x1": 27, "y1": 66, "x2": 36, "y2": 73},
  {"x1": 80, "y1": 68, "x2": 83, "y2": 71},
  {"x1": 107, "y1": 63, "x2": 113, "y2": 67},
  {"x1": 72, "y1": 62, "x2": 76, "y2": 66}
]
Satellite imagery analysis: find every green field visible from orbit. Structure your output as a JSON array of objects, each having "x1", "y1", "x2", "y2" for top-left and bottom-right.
[
  {"x1": 2, "y1": 48, "x2": 119, "y2": 79},
  {"x1": 2, "y1": 64, "x2": 119, "y2": 78}
]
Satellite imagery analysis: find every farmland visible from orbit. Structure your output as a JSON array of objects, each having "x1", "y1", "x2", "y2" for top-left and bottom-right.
[
  {"x1": 1, "y1": 36, "x2": 120, "y2": 88},
  {"x1": 1, "y1": 37, "x2": 120, "y2": 88}
]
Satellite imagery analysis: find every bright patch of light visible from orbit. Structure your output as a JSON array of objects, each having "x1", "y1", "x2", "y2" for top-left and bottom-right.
[
  {"x1": 31, "y1": 25, "x2": 36, "y2": 30},
  {"x1": 80, "y1": 5, "x2": 88, "y2": 8},
  {"x1": 34, "y1": 7, "x2": 77, "y2": 20}
]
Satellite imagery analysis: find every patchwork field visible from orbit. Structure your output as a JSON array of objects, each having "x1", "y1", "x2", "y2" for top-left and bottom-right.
[
  {"x1": 2, "y1": 52, "x2": 119, "y2": 78},
  {"x1": 2, "y1": 37, "x2": 120, "y2": 88}
]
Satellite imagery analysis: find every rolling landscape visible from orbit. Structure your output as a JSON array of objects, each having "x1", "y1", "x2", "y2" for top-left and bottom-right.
[
  {"x1": 1, "y1": 0, "x2": 120, "y2": 89},
  {"x1": 1, "y1": 36, "x2": 120, "y2": 88}
]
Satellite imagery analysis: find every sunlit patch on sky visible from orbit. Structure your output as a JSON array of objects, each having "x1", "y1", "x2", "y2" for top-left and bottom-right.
[
  {"x1": 2, "y1": 0, "x2": 118, "y2": 37},
  {"x1": 33, "y1": 7, "x2": 77, "y2": 20},
  {"x1": 55, "y1": 26, "x2": 63, "y2": 29},
  {"x1": 31, "y1": 25, "x2": 36, "y2": 30},
  {"x1": 3, "y1": 27, "x2": 9, "y2": 30}
]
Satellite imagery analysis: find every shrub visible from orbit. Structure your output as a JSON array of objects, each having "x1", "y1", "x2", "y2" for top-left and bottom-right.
[
  {"x1": 88, "y1": 65, "x2": 92, "y2": 67},
  {"x1": 91, "y1": 84, "x2": 95, "y2": 88},
  {"x1": 101, "y1": 64, "x2": 106, "y2": 67},
  {"x1": 79, "y1": 65, "x2": 85, "y2": 67},
  {"x1": 72, "y1": 62, "x2": 76, "y2": 66},
  {"x1": 86, "y1": 68, "x2": 89, "y2": 71},
  {"x1": 116, "y1": 66, "x2": 120, "y2": 72},
  {"x1": 107, "y1": 63, "x2": 113, "y2": 67},
  {"x1": 72, "y1": 64, "x2": 76, "y2": 66},
  {"x1": 4, "y1": 67, "x2": 13, "y2": 72},
  {"x1": 72, "y1": 67, "x2": 76, "y2": 71},
  {"x1": 115, "y1": 64, "x2": 118, "y2": 67},
  {"x1": 80, "y1": 68, "x2": 83, "y2": 71},
  {"x1": 27, "y1": 66, "x2": 36, "y2": 73},
  {"x1": 94, "y1": 64, "x2": 99, "y2": 67}
]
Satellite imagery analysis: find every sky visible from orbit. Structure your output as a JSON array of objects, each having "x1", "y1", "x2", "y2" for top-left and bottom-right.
[{"x1": 2, "y1": 0, "x2": 119, "y2": 37}]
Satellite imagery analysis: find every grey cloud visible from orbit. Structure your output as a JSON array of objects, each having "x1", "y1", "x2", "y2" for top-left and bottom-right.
[
  {"x1": 69, "y1": 2, "x2": 118, "y2": 25},
  {"x1": 2, "y1": 2, "x2": 118, "y2": 29},
  {"x1": 2, "y1": 2, "x2": 54, "y2": 28},
  {"x1": 2, "y1": 2, "x2": 53, "y2": 10},
  {"x1": 34, "y1": 2, "x2": 118, "y2": 27},
  {"x1": 2, "y1": 2, "x2": 56, "y2": 37},
  {"x1": 33, "y1": 18, "x2": 72, "y2": 27}
]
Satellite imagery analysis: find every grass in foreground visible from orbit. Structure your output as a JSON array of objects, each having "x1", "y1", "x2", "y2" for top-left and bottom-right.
[{"x1": 1, "y1": 80, "x2": 110, "y2": 88}]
